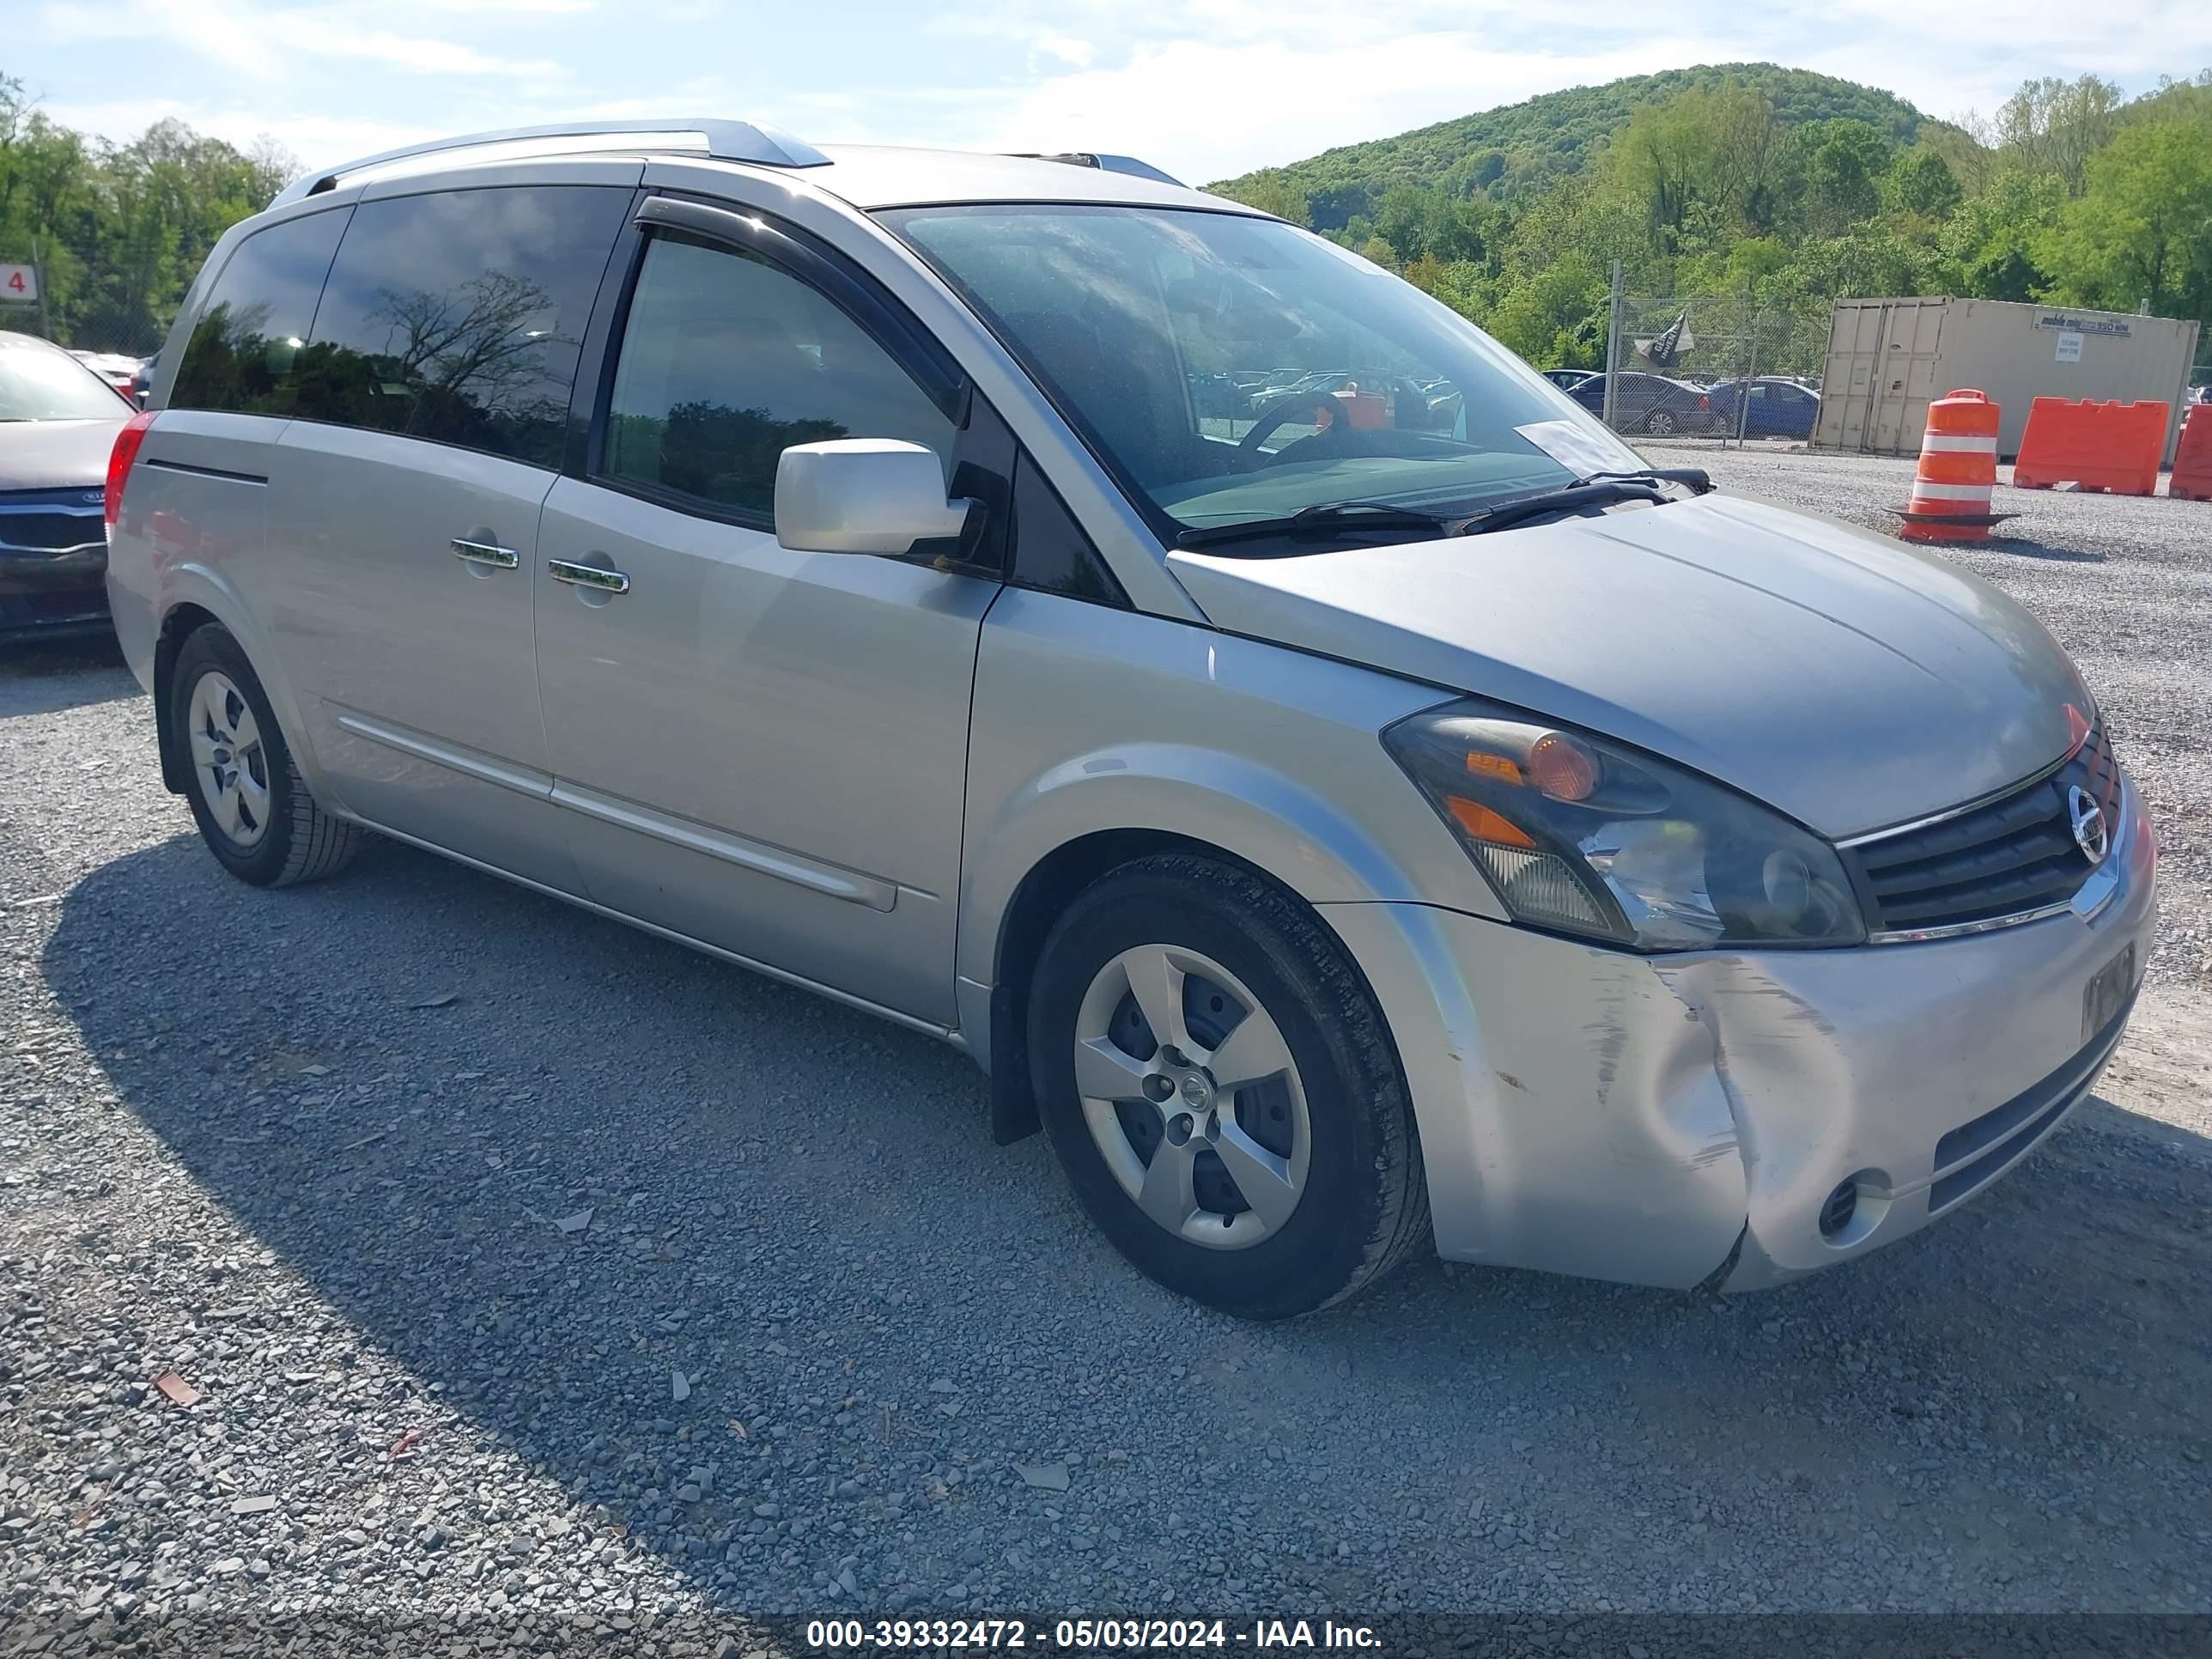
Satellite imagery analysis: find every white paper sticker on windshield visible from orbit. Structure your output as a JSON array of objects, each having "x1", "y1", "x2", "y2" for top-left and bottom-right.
[{"x1": 1515, "y1": 420, "x2": 1627, "y2": 478}]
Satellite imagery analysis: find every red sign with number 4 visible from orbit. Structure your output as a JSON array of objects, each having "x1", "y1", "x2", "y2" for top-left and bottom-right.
[{"x1": 1, "y1": 264, "x2": 37, "y2": 302}]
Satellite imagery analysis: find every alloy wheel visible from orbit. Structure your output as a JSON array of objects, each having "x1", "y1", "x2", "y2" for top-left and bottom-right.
[
  {"x1": 185, "y1": 671, "x2": 271, "y2": 848},
  {"x1": 1072, "y1": 943, "x2": 1311, "y2": 1249}
]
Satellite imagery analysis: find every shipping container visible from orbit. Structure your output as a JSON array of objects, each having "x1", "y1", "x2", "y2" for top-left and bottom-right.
[{"x1": 1812, "y1": 297, "x2": 2201, "y2": 464}]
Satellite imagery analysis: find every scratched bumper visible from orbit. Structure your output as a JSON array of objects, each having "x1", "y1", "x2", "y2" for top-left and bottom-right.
[{"x1": 1319, "y1": 771, "x2": 2158, "y2": 1291}]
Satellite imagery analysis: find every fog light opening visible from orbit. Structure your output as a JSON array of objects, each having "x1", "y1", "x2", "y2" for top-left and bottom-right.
[
  {"x1": 1818, "y1": 1180, "x2": 1857, "y2": 1239},
  {"x1": 1818, "y1": 1171, "x2": 1893, "y2": 1249}
]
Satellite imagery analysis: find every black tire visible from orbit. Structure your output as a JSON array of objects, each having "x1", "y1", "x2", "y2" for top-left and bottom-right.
[
  {"x1": 1026, "y1": 854, "x2": 1429, "y2": 1319},
  {"x1": 170, "y1": 624, "x2": 362, "y2": 888},
  {"x1": 1644, "y1": 408, "x2": 1678, "y2": 436}
]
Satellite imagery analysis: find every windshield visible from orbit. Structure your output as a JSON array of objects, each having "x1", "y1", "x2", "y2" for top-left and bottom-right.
[
  {"x1": 0, "y1": 338, "x2": 130, "y2": 422},
  {"x1": 883, "y1": 204, "x2": 1645, "y2": 543}
]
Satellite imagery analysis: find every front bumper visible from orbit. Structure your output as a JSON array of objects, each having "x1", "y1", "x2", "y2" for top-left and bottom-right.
[
  {"x1": 1321, "y1": 771, "x2": 2158, "y2": 1291},
  {"x1": 2, "y1": 544, "x2": 112, "y2": 642}
]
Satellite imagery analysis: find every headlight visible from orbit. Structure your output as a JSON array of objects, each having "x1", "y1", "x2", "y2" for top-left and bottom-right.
[{"x1": 1382, "y1": 699, "x2": 1863, "y2": 951}]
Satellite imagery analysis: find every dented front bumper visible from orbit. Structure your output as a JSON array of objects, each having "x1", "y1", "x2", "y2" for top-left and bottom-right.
[{"x1": 1320, "y1": 773, "x2": 2157, "y2": 1291}]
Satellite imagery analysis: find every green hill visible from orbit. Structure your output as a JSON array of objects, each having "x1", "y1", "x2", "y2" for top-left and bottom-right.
[{"x1": 1212, "y1": 63, "x2": 1935, "y2": 232}]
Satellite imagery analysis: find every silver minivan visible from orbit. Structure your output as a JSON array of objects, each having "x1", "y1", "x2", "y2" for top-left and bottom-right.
[{"x1": 106, "y1": 120, "x2": 2155, "y2": 1317}]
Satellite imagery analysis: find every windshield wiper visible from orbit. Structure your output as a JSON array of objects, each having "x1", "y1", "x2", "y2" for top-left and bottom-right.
[
  {"x1": 1175, "y1": 500, "x2": 1452, "y2": 550},
  {"x1": 1572, "y1": 466, "x2": 1712, "y2": 494},
  {"x1": 1457, "y1": 467, "x2": 1712, "y2": 537}
]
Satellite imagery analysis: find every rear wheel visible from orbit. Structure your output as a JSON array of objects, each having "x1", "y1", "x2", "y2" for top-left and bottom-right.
[
  {"x1": 1027, "y1": 854, "x2": 1428, "y2": 1318},
  {"x1": 171, "y1": 625, "x2": 361, "y2": 887}
]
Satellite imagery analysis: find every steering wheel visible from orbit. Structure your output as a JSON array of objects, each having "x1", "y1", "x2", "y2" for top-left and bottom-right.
[{"x1": 1239, "y1": 379, "x2": 1356, "y2": 459}]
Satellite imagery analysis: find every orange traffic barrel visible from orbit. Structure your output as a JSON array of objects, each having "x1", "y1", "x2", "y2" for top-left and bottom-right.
[{"x1": 1896, "y1": 388, "x2": 2009, "y2": 543}]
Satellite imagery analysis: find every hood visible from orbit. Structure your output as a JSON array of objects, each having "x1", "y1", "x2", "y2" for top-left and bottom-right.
[
  {"x1": 0, "y1": 417, "x2": 125, "y2": 493},
  {"x1": 1168, "y1": 491, "x2": 2087, "y2": 840}
]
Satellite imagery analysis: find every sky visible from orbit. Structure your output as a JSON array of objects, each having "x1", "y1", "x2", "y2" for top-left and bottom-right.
[{"x1": 14, "y1": 0, "x2": 2212, "y2": 188}]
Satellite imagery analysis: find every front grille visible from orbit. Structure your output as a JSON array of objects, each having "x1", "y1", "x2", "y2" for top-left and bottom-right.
[
  {"x1": 1847, "y1": 722, "x2": 2119, "y2": 938},
  {"x1": 0, "y1": 495, "x2": 106, "y2": 558}
]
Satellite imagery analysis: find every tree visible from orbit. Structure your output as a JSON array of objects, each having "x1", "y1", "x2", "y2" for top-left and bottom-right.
[
  {"x1": 1482, "y1": 254, "x2": 1609, "y2": 367},
  {"x1": 2037, "y1": 104, "x2": 2212, "y2": 318},
  {"x1": 1991, "y1": 75, "x2": 2124, "y2": 195},
  {"x1": 1219, "y1": 169, "x2": 1308, "y2": 226},
  {"x1": 0, "y1": 74, "x2": 294, "y2": 352},
  {"x1": 1942, "y1": 164, "x2": 2065, "y2": 300},
  {"x1": 1882, "y1": 149, "x2": 1962, "y2": 220},
  {"x1": 1790, "y1": 120, "x2": 1893, "y2": 234}
]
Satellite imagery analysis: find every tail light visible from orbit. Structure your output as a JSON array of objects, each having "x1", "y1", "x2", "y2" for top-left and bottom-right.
[
  {"x1": 105, "y1": 410, "x2": 159, "y2": 536},
  {"x1": 1698, "y1": 393, "x2": 1711, "y2": 410}
]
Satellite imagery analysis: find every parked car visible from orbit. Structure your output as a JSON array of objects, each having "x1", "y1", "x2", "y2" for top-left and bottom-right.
[
  {"x1": 1538, "y1": 368, "x2": 1593, "y2": 391},
  {"x1": 129, "y1": 353, "x2": 159, "y2": 408},
  {"x1": 107, "y1": 122, "x2": 2154, "y2": 1317},
  {"x1": 69, "y1": 349, "x2": 145, "y2": 399},
  {"x1": 1560, "y1": 370, "x2": 1716, "y2": 435},
  {"x1": 2, "y1": 330, "x2": 131, "y2": 642},
  {"x1": 1705, "y1": 375, "x2": 1822, "y2": 440}
]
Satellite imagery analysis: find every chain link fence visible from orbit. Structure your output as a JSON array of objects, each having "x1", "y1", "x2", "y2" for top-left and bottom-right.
[{"x1": 1595, "y1": 291, "x2": 1831, "y2": 447}]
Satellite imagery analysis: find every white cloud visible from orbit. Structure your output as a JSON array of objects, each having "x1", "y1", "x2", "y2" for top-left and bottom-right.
[
  {"x1": 23, "y1": 0, "x2": 2212, "y2": 201},
  {"x1": 957, "y1": 33, "x2": 1752, "y2": 184},
  {"x1": 43, "y1": 99, "x2": 437, "y2": 167},
  {"x1": 1031, "y1": 37, "x2": 1096, "y2": 69},
  {"x1": 33, "y1": 0, "x2": 566, "y2": 83}
]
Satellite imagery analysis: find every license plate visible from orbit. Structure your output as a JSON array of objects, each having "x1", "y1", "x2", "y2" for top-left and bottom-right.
[{"x1": 2081, "y1": 943, "x2": 2136, "y2": 1044}]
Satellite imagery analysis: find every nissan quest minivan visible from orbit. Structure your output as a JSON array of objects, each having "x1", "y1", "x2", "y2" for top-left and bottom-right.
[{"x1": 106, "y1": 120, "x2": 2155, "y2": 1318}]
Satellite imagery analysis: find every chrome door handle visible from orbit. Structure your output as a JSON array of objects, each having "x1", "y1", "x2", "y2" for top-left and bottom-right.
[
  {"x1": 451, "y1": 537, "x2": 519, "y2": 568},
  {"x1": 547, "y1": 558, "x2": 631, "y2": 595}
]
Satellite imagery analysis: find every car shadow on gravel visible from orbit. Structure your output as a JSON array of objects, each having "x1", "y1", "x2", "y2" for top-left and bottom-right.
[
  {"x1": 1985, "y1": 537, "x2": 2106, "y2": 563},
  {"x1": 39, "y1": 833, "x2": 2212, "y2": 1609},
  {"x1": 0, "y1": 630, "x2": 137, "y2": 715}
]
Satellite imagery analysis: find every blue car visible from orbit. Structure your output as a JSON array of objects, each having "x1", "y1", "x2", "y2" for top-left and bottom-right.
[{"x1": 1707, "y1": 377, "x2": 1820, "y2": 439}]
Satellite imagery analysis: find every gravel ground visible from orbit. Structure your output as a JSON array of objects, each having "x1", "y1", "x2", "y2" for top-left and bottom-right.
[{"x1": 3, "y1": 457, "x2": 2210, "y2": 1649}]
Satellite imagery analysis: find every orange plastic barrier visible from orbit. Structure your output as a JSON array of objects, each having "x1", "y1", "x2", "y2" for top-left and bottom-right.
[
  {"x1": 2172, "y1": 404, "x2": 2212, "y2": 502},
  {"x1": 2012, "y1": 397, "x2": 2166, "y2": 495},
  {"x1": 1899, "y1": 388, "x2": 2002, "y2": 544}
]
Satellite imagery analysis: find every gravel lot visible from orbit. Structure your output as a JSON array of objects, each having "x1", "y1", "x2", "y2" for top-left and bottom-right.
[{"x1": 3, "y1": 448, "x2": 2209, "y2": 1649}]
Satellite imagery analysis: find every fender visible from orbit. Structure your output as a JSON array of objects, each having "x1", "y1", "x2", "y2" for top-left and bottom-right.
[
  {"x1": 960, "y1": 740, "x2": 1441, "y2": 981},
  {"x1": 154, "y1": 561, "x2": 335, "y2": 807}
]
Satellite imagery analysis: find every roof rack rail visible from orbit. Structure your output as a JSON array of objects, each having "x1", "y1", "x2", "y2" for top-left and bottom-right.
[
  {"x1": 270, "y1": 118, "x2": 830, "y2": 209},
  {"x1": 1012, "y1": 152, "x2": 1185, "y2": 188}
]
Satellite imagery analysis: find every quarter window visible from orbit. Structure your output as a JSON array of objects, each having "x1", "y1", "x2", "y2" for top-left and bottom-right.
[
  {"x1": 599, "y1": 234, "x2": 957, "y2": 520},
  {"x1": 170, "y1": 209, "x2": 350, "y2": 416},
  {"x1": 294, "y1": 185, "x2": 629, "y2": 468}
]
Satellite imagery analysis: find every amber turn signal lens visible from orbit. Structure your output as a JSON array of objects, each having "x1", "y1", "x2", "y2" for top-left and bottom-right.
[
  {"x1": 1445, "y1": 796, "x2": 1537, "y2": 848},
  {"x1": 1528, "y1": 732, "x2": 1600, "y2": 801}
]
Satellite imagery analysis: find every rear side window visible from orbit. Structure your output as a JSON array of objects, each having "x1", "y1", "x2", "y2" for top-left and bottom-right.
[
  {"x1": 170, "y1": 209, "x2": 350, "y2": 416},
  {"x1": 599, "y1": 233, "x2": 957, "y2": 520},
  {"x1": 295, "y1": 185, "x2": 629, "y2": 469}
]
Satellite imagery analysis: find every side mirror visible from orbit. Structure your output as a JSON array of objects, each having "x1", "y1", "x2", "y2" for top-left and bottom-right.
[{"x1": 775, "y1": 439, "x2": 974, "y2": 556}]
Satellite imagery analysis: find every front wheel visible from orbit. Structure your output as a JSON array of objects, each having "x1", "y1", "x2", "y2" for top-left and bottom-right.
[
  {"x1": 1644, "y1": 408, "x2": 1679, "y2": 436},
  {"x1": 1027, "y1": 854, "x2": 1428, "y2": 1318}
]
